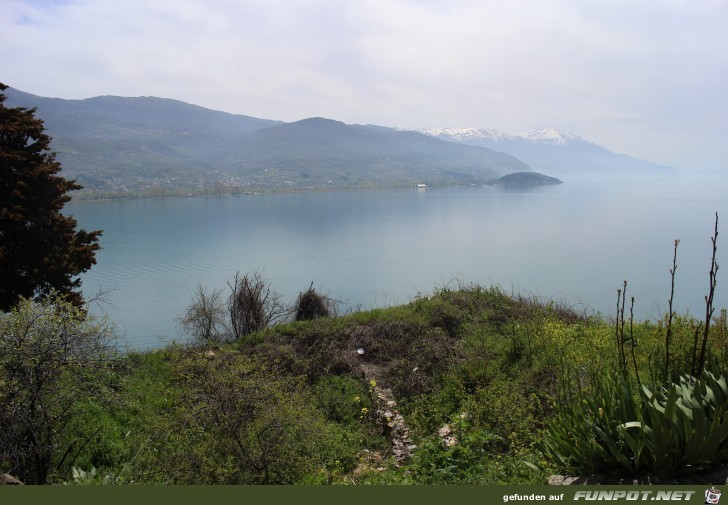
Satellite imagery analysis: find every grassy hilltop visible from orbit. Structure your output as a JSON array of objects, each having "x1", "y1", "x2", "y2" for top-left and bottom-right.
[{"x1": 5, "y1": 282, "x2": 726, "y2": 485}]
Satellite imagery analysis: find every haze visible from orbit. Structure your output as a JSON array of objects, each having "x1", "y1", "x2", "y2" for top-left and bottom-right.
[{"x1": 2, "y1": 0, "x2": 726, "y2": 171}]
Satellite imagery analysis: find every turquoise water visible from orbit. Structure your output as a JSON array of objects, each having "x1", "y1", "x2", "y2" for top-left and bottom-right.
[{"x1": 67, "y1": 173, "x2": 728, "y2": 349}]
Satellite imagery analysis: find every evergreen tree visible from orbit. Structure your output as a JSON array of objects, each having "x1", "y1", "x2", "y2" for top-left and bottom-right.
[{"x1": 0, "y1": 83, "x2": 101, "y2": 310}]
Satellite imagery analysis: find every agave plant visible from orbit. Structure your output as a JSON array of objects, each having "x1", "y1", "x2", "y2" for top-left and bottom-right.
[
  {"x1": 540, "y1": 371, "x2": 644, "y2": 475},
  {"x1": 638, "y1": 371, "x2": 728, "y2": 473},
  {"x1": 541, "y1": 371, "x2": 728, "y2": 477}
]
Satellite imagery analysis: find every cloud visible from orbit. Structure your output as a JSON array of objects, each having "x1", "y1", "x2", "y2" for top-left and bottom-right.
[{"x1": 2, "y1": 0, "x2": 726, "y2": 169}]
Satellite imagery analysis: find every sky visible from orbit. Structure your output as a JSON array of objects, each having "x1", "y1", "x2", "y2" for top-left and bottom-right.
[{"x1": 1, "y1": 0, "x2": 727, "y2": 171}]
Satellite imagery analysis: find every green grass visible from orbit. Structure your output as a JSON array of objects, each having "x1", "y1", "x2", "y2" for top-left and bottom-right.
[{"x1": 15, "y1": 285, "x2": 728, "y2": 485}]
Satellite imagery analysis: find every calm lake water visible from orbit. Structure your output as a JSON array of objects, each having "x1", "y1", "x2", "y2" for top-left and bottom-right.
[{"x1": 67, "y1": 173, "x2": 728, "y2": 350}]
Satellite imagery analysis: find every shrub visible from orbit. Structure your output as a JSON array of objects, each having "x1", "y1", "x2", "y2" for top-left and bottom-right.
[
  {"x1": 228, "y1": 270, "x2": 287, "y2": 339},
  {"x1": 294, "y1": 283, "x2": 336, "y2": 321},
  {"x1": 465, "y1": 378, "x2": 541, "y2": 453},
  {"x1": 60, "y1": 400, "x2": 126, "y2": 473},
  {"x1": 0, "y1": 295, "x2": 117, "y2": 483},
  {"x1": 177, "y1": 283, "x2": 230, "y2": 344},
  {"x1": 147, "y1": 350, "x2": 359, "y2": 484}
]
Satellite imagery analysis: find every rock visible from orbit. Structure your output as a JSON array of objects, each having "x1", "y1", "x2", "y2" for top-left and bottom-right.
[
  {"x1": 548, "y1": 463, "x2": 728, "y2": 485},
  {"x1": 0, "y1": 474, "x2": 23, "y2": 485},
  {"x1": 548, "y1": 475, "x2": 580, "y2": 485},
  {"x1": 358, "y1": 362, "x2": 416, "y2": 467}
]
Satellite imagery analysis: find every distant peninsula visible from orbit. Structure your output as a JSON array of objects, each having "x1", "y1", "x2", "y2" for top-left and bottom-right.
[{"x1": 492, "y1": 171, "x2": 563, "y2": 187}]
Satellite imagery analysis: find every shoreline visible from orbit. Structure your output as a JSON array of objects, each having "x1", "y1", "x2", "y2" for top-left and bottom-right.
[{"x1": 68, "y1": 172, "x2": 566, "y2": 203}]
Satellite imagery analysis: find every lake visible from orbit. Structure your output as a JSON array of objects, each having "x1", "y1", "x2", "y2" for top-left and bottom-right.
[{"x1": 67, "y1": 172, "x2": 728, "y2": 350}]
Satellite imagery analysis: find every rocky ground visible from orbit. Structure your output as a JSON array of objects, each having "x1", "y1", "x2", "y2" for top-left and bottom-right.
[
  {"x1": 358, "y1": 362, "x2": 417, "y2": 468},
  {"x1": 549, "y1": 464, "x2": 728, "y2": 485}
]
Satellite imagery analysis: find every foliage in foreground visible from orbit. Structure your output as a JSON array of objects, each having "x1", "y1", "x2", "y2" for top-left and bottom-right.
[
  {"x1": 0, "y1": 295, "x2": 117, "y2": 484},
  {"x1": 143, "y1": 349, "x2": 364, "y2": 484},
  {"x1": 540, "y1": 216, "x2": 728, "y2": 479},
  {"x1": 3, "y1": 277, "x2": 728, "y2": 485},
  {"x1": 541, "y1": 370, "x2": 728, "y2": 477}
]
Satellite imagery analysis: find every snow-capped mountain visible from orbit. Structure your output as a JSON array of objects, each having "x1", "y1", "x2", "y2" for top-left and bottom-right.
[
  {"x1": 418, "y1": 128, "x2": 517, "y2": 143},
  {"x1": 412, "y1": 127, "x2": 674, "y2": 177},
  {"x1": 416, "y1": 127, "x2": 586, "y2": 145},
  {"x1": 516, "y1": 128, "x2": 584, "y2": 145}
]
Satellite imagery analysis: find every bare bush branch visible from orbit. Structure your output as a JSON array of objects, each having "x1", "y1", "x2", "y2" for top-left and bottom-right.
[
  {"x1": 228, "y1": 270, "x2": 287, "y2": 339},
  {"x1": 698, "y1": 212, "x2": 719, "y2": 373},
  {"x1": 666, "y1": 239, "x2": 679, "y2": 380},
  {"x1": 178, "y1": 284, "x2": 230, "y2": 345}
]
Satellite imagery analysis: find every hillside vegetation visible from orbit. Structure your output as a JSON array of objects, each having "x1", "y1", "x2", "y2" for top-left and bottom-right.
[{"x1": 3, "y1": 279, "x2": 727, "y2": 485}]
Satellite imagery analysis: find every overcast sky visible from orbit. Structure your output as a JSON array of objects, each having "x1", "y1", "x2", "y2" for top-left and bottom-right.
[{"x1": 2, "y1": 0, "x2": 726, "y2": 170}]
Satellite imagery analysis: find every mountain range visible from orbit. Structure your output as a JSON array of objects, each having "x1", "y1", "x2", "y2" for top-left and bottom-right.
[
  {"x1": 4, "y1": 87, "x2": 672, "y2": 197},
  {"x1": 413, "y1": 127, "x2": 674, "y2": 177}
]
